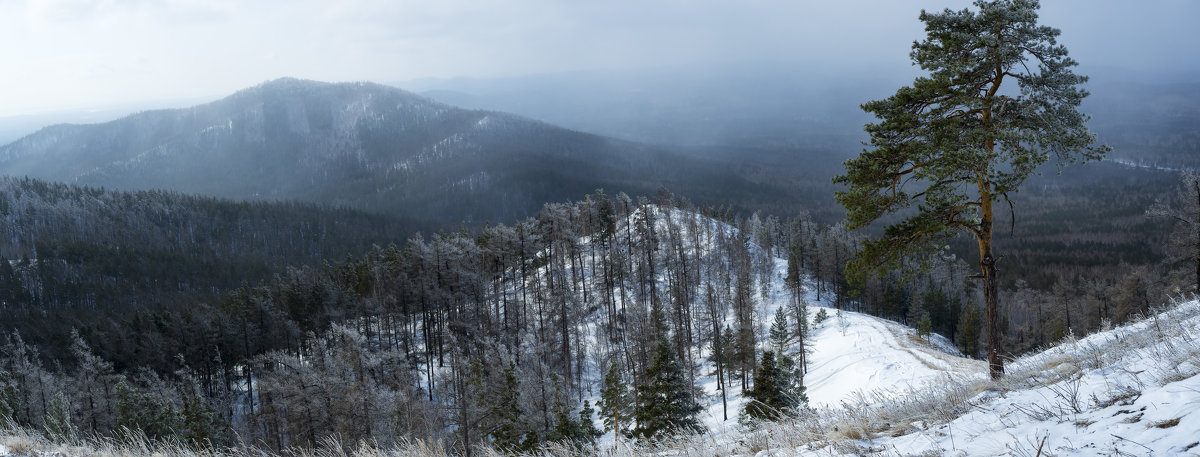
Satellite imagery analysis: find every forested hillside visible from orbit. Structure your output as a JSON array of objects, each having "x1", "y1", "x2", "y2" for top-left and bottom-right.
[
  {"x1": 0, "y1": 176, "x2": 407, "y2": 363},
  {"x1": 0, "y1": 190, "x2": 868, "y2": 452},
  {"x1": 0, "y1": 78, "x2": 781, "y2": 225},
  {"x1": 1, "y1": 189, "x2": 1183, "y2": 455}
]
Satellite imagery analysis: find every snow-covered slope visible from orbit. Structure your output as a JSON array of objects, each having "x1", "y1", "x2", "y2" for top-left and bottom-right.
[
  {"x1": 803, "y1": 305, "x2": 984, "y2": 409},
  {"x1": 674, "y1": 299, "x2": 1200, "y2": 457},
  {"x1": 584, "y1": 207, "x2": 1200, "y2": 456},
  {"x1": 584, "y1": 207, "x2": 986, "y2": 437},
  {"x1": 520, "y1": 203, "x2": 988, "y2": 439},
  {"x1": 699, "y1": 261, "x2": 985, "y2": 437},
  {"x1": 867, "y1": 299, "x2": 1200, "y2": 457}
]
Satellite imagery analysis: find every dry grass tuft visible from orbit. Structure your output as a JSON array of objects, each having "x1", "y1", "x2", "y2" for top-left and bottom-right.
[{"x1": 1152, "y1": 417, "x2": 1181, "y2": 429}]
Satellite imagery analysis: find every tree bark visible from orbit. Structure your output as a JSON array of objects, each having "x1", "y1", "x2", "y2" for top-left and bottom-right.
[
  {"x1": 983, "y1": 252, "x2": 1002, "y2": 379},
  {"x1": 981, "y1": 63, "x2": 1005, "y2": 380},
  {"x1": 977, "y1": 185, "x2": 1003, "y2": 379}
]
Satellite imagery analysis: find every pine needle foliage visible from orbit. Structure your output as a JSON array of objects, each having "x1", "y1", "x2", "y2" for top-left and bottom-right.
[{"x1": 834, "y1": 0, "x2": 1108, "y2": 379}]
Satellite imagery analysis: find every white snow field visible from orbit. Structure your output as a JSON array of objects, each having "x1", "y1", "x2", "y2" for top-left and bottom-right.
[
  {"x1": 697, "y1": 269, "x2": 986, "y2": 439},
  {"x1": 866, "y1": 299, "x2": 1200, "y2": 457},
  {"x1": 661, "y1": 299, "x2": 1200, "y2": 457}
]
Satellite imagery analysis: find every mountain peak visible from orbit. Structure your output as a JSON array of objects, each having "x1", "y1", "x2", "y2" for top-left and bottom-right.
[
  {"x1": 223, "y1": 77, "x2": 429, "y2": 106},
  {"x1": 0, "y1": 79, "x2": 724, "y2": 226}
]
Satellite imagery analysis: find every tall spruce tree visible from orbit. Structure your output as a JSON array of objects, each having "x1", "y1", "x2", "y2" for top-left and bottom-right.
[
  {"x1": 599, "y1": 363, "x2": 631, "y2": 437},
  {"x1": 632, "y1": 336, "x2": 703, "y2": 440},
  {"x1": 490, "y1": 362, "x2": 527, "y2": 452},
  {"x1": 833, "y1": 0, "x2": 1107, "y2": 379},
  {"x1": 743, "y1": 351, "x2": 807, "y2": 424},
  {"x1": 632, "y1": 303, "x2": 703, "y2": 440},
  {"x1": 769, "y1": 308, "x2": 791, "y2": 355}
]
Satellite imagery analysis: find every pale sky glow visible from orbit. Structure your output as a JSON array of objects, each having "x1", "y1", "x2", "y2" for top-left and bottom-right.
[{"x1": 1, "y1": 0, "x2": 1197, "y2": 117}]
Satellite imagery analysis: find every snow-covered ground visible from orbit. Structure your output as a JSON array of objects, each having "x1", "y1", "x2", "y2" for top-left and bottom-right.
[
  {"x1": 803, "y1": 306, "x2": 983, "y2": 409},
  {"x1": 697, "y1": 254, "x2": 986, "y2": 438},
  {"x1": 863, "y1": 299, "x2": 1200, "y2": 457},
  {"x1": 519, "y1": 205, "x2": 989, "y2": 443},
  {"x1": 684, "y1": 299, "x2": 1200, "y2": 457},
  {"x1": 592, "y1": 207, "x2": 1200, "y2": 456}
]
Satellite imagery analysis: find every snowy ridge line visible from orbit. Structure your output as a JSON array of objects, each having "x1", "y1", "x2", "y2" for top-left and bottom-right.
[{"x1": 399, "y1": 202, "x2": 980, "y2": 444}]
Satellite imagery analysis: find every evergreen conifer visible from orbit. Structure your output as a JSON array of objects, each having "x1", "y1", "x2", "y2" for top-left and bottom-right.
[
  {"x1": 769, "y1": 308, "x2": 791, "y2": 354},
  {"x1": 599, "y1": 363, "x2": 631, "y2": 436},
  {"x1": 633, "y1": 305, "x2": 703, "y2": 440}
]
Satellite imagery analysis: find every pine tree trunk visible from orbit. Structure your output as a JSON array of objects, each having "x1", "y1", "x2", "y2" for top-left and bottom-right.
[
  {"x1": 979, "y1": 194, "x2": 1003, "y2": 380},
  {"x1": 983, "y1": 254, "x2": 1001, "y2": 379},
  {"x1": 981, "y1": 67, "x2": 1005, "y2": 381}
]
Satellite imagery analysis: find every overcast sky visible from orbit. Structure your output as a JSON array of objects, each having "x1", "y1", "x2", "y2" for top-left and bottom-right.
[{"x1": 1, "y1": 0, "x2": 1197, "y2": 117}]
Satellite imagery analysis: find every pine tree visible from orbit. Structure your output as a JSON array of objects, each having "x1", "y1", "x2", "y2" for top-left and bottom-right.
[
  {"x1": 834, "y1": 0, "x2": 1107, "y2": 380},
  {"x1": 632, "y1": 335, "x2": 703, "y2": 440},
  {"x1": 44, "y1": 391, "x2": 76, "y2": 443},
  {"x1": 769, "y1": 308, "x2": 791, "y2": 355},
  {"x1": 742, "y1": 351, "x2": 780, "y2": 422},
  {"x1": 720, "y1": 325, "x2": 738, "y2": 384},
  {"x1": 742, "y1": 351, "x2": 807, "y2": 424},
  {"x1": 180, "y1": 391, "x2": 224, "y2": 446},
  {"x1": 550, "y1": 395, "x2": 581, "y2": 444},
  {"x1": 733, "y1": 264, "x2": 757, "y2": 389},
  {"x1": 777, "y1": 353, "x2": 808, "y2": 410},
  {"x1": 786, "y1": 249, "x2": 802, "y2": 291},
  {"x1": 0, "y1": 369, "x2": 18, "y2": 426},
  {"x1": 579, "y1": 400, "x2": 601, "y2": 443},
  {"x1": 918, "y1": 312, "x2": 933, "y2": 340},
  {"x1": 788, "y1": 295, "x2": 812, "y2": 375},
  {"x1": 114, "y1": 380, "x2": 182, "y2": 441},
  {"x1": 957, "y1": 304, "x2": 983, "y2": 357},
  {"x1": 814, "y1": 308, "x2": 829, "y2": 325},
  {"x1": 599, "y1": 363, "x2": 631, "y2": 437},
  {"x1": 490, "y1": 362, "x2": 527, "y2": 452}
]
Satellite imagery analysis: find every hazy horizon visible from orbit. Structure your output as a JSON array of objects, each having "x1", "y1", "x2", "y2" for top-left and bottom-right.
[{"x1": 2, "y1": 0, "x2": 1197, "y2": 119}]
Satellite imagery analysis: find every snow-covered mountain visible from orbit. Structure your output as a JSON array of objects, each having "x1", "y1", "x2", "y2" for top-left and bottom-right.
[{"x1": 0, "y1": 78, "x2": 742, "y2": 225}]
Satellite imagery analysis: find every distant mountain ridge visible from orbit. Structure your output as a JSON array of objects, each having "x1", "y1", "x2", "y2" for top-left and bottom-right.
[{"x1": 0, "y1": 78, "x2": 749, "y2": 225}]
